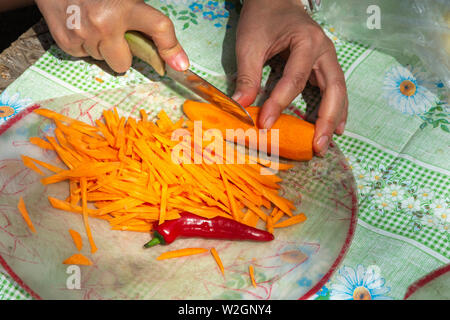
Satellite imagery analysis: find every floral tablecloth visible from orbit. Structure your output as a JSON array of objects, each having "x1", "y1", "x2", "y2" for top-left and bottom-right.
[{"x1": 0, "y1": 0, "x2": 448, "y2": 300}]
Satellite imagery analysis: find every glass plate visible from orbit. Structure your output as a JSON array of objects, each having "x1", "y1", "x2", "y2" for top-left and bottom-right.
[{"x1": 0, "y1": 84, "x2": 358, "y2": 299}]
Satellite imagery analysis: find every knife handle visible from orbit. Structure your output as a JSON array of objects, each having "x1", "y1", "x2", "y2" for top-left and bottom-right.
[{"x1": 124, "y1": 31, "x2": 166, "y2": 76}]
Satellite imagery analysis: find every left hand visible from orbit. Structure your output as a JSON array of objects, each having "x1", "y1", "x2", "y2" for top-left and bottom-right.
[{"x1": 232, "y1": 0, "x2": 348, "y2": 156}]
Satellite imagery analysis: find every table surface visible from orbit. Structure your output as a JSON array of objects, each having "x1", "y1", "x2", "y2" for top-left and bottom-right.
[{"x1": 0, "y1": 1, "x2": 448, "y2": 300}]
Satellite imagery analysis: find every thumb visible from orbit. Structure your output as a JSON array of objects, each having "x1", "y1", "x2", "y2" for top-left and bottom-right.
[{"x1": 232, "y1": 47, "x2": 264, "y2": 107}]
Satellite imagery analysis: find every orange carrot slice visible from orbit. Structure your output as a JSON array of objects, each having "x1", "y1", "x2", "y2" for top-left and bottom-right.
[
  {"x1": 249, "y1": 265, "x2": 257, "y2": 288},
  {"x1": 273, "y1": 213, "x2": 307, "y2": 228},
  {"x1": 210, "y1": 247, "x2": 225, "y2": 275},
  {"x1": 68, "y1": 229, "x2": 83, "y2": 251},
  {"x1": 62, "y1": 253, "x2": 92, "y2": 266},
  {"x1": 156, "y1": 248, "x2": 208, "y2": 260},
  {"x1": 17, "y1": 197, "x2": 36, "y2": 233}
]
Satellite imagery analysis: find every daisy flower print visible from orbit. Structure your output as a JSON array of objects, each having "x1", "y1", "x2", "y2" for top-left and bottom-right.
[
  {"x1": 0, "y1": 91, "x2": 32, "y2": 124},
  {"x1": 383, "y1": 65, "x2": 437, "y2": 115}
]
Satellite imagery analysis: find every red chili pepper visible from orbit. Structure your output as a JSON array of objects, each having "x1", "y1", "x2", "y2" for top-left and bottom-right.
[{"x1": 144, "y1": 212, "x2": 274, "y2": 247}]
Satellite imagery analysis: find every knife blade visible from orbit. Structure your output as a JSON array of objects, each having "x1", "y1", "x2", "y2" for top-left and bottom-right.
[{"x1": 125, "y1": 31, "x2": 255, "y2": 126}]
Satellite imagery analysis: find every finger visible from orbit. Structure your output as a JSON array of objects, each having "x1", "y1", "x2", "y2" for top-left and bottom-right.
[
  {"x1": 51, "y1": 27, "x2": 88, "y2": 58},
  {"x1": 259, "y1": 45, "x2": 315, "y2": 129},
  {"x1": 231, "y1": 46, "x2": 265, "y2": 108},
  {"x1": 99, "y1": 36, "x2": 133, "y2": 73},
  {"x1": 313, "y1": 52, "x2": 347, "y2": 156},
  {"x1": 335, "y1": 96, "x2": 348, "y2": 135},
  {"x1": 82, "y1": 41, "x2": 103, "y2": 61},
  {"x1": 129, "y1": 3, "x2": 189, "y2": 71}
]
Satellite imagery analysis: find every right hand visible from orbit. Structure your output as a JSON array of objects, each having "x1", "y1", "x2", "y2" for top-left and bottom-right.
[{"x1": 35, "y1": 0, "x2": 189, "y2": 73}]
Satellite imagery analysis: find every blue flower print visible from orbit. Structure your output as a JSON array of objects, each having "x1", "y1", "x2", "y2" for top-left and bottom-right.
[{"x1": 189, "y1": 2, "x2": 203, "y2": 13}]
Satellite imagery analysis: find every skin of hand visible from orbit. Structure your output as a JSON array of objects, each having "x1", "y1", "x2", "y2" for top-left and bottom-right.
[
  {"x1": 34, "y1": 0, "x2": 189, "y2": 73},
  {"x1": 232, "y1": 0, "x2": 348, "y2": 156}
]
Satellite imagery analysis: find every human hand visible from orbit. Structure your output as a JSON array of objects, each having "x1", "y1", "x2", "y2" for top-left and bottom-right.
[
  {"x1": 34, "y1": 0, "x2": 189, "y2": 73},
  {"x1": 233, "y1": 0, "x2": 348, "y2": 156}
]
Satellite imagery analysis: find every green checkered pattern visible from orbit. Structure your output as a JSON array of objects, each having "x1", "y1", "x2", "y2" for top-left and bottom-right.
[
  {"x1": 0, "y1": 272, "x2": 31, "y2": 300},
  {"x1": 335, "y1": 134, "x2": 449, "y2": 259}
]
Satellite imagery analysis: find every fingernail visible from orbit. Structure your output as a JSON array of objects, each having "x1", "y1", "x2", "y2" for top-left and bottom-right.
[
  {"x1": 172, "y1": 52, "x2": 189, "y2": 71},
  {"x1": 317, "y1": 135, "x2": 329, "y2": 156},
  {"x1": 262, "y1": 115, "x2": 276, "y2": 129},
  {"x1": 231, "y1": 91, "x2": 242, "y2": 103},
  {"x1": 336, "y1": 121, "x2": 346, "y2": 134}
]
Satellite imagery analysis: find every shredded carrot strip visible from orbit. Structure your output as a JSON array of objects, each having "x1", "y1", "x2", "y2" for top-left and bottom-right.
[
  {"x1": 17, "y1": 197, "x2": 36, "y2": 233},
  {"x1": 81, "y1": 177, "x2": 97, "y2": 253},
  {"x1": 249, "y1": 265, "x2": 257, "y2": 288},
  {"x1": 156, "y1": 248, "x2": 208, "y2": 260},
  {"x1": 21, "y1": 155, "x2": 45, "y2": 176},
  {"x1": 273, "y1": 213, "x2": 307, "y2": 228},
  {"x1": 69, "y1": 229, "x2": 83, "y2": 251},
  {"x1": 210, "y1": 247, "x2": 225, "y2": 275},
  {"x1": 29, "y1": 137, "x2": 54, "y2": 150},
  {"x1": 159, "y1": 183, "x2": 168, "y2": 225}
]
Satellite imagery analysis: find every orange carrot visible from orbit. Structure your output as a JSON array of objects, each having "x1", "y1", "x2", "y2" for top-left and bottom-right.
[
  {"x1": 159, "y1": 183, "x2": 168, "y2": 225},
  {"x1": 62, "y1": 253, "x2": 93, "y2": 266},
  {"x1": 17, "y1": 197, "x2": 36, "y2": 233},
  {"x1": 156, "y1": 248, "x2": 208, "y2": 260},
  {"x1": 69, "y1": 229, "x2": 83, "y2": 251},
  {"x1": 21, "y1": 155, "x2": 45, "y2": 176},
  {"x1": 29, "y1": 137, "x2": 54, "y2": 150},
  {"x1": 182, "y1": 100, "x2": 315, "y2": 161},
  {"x1": 210, "y1": 247, "x2": 225, "y2": 275},
  {"x1": 81, "y1": 177, "x2": 97, "y2": 254},
  {"x1": 273, "y1": 213, "x2": 307, "y2": 228},
  {"x1": 249, "y1": 265, "x2": 257, "y2": 288}
]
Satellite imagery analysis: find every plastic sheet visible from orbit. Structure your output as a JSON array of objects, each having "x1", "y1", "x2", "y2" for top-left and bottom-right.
[{"x1": 315, "y1": 0, "x2": 450, "y2": 96}]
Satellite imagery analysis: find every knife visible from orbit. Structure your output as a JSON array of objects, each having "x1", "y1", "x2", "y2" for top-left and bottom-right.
[{"x1": 124, "y1": 31, "x2": 255, "y2": 126}]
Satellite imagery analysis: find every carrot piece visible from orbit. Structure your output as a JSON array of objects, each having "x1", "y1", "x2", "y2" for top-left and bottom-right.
[
  {"x1": 69, "y1": 229, "x2": 83, "y2": 251},
  {"x1": 21, "y1": 155, "x2": 45, "y2": 176},
  {"x1": 62, "y1": 253, "x2": 92, "y2": 266},
  {"x1": 81, "y1": 177, "x2": 97, "y2": 254},
  {"x1": 156, "y1": 248, "x2": 208, "y2": 260},
  {"x1": 210, "y1": 247, "x2": 225, "y2": 275},
  {"x1": 23, "y1": 156, "x2": 64, "y2": 173},
  {"x1": 17, "y1": 197, "x2": 36, "y2": 233},
  {"x1": 249, "y1": 265, "x2": 257, "y2": 288},
  {"x1": 29, "y1": 137, "x2": 54, "y2": 150},
  {"x1": 266, "y1": 215, "x2": 274, "y2": 234},
  {"x1": 273, "y1": 213, "x2": 307, "y2": 228},
  {"x1": 271, "y1": 208, "x2": 284, "y2": 224},
  {"x1": 217, "y1": 164, "x2": 239, "y2": 221},
  {"x1": 159, "y1": 183, "x2": 168, "y2": 225},
  {"x1": 183, "y1": 100, "x2": 315, "y2": 161}
]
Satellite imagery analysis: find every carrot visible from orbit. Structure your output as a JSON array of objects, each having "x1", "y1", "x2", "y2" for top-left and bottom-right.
[
  {"x1": 62, "y1": 253, "x2": 92, "y2": 266},
  {"x1": 17, "y1": 197, "x2": 36, "y2": 233},
  {"x1": 249, "y1": 265, "x2": 257, "y2": 288},
  {"x1": 81, "y1": 177, "x2": 97, "y2": 254},
  {"x1": 210, "y1": 247, "x2": 225, "y2": 275},
  {"x1": 182, "y1": 100, "x2": 315, "y2": 161},
  {"x1": 29, "y1": 137, "x2": 54, "y2": 150},
  {"x1": 156, "y1": 248, "x2": 208, "y2": 260},
  {"x1": 159, "y1": 183, "x2": 168, "y2": 225},
  {"x1": 273, "y1": 213, "x2": 307, "y2": 228},
  {"x1": 21, "y1": 155, "x2": 45, "y2": 176},
  {"x1": 69, "y1": 229, "x2": 83, "y2": 251}
]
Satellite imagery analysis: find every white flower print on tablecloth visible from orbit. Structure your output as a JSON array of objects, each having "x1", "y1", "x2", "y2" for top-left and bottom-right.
[
  {"x1": 330, "y1": 264, "x2": 392, "y2": 300},
  {"x1": 383, "y1": 65, "x2": 437, "y2": 115},
  {"x1": 0, "y1": 90, "x2": 32, "y2": 125}
]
